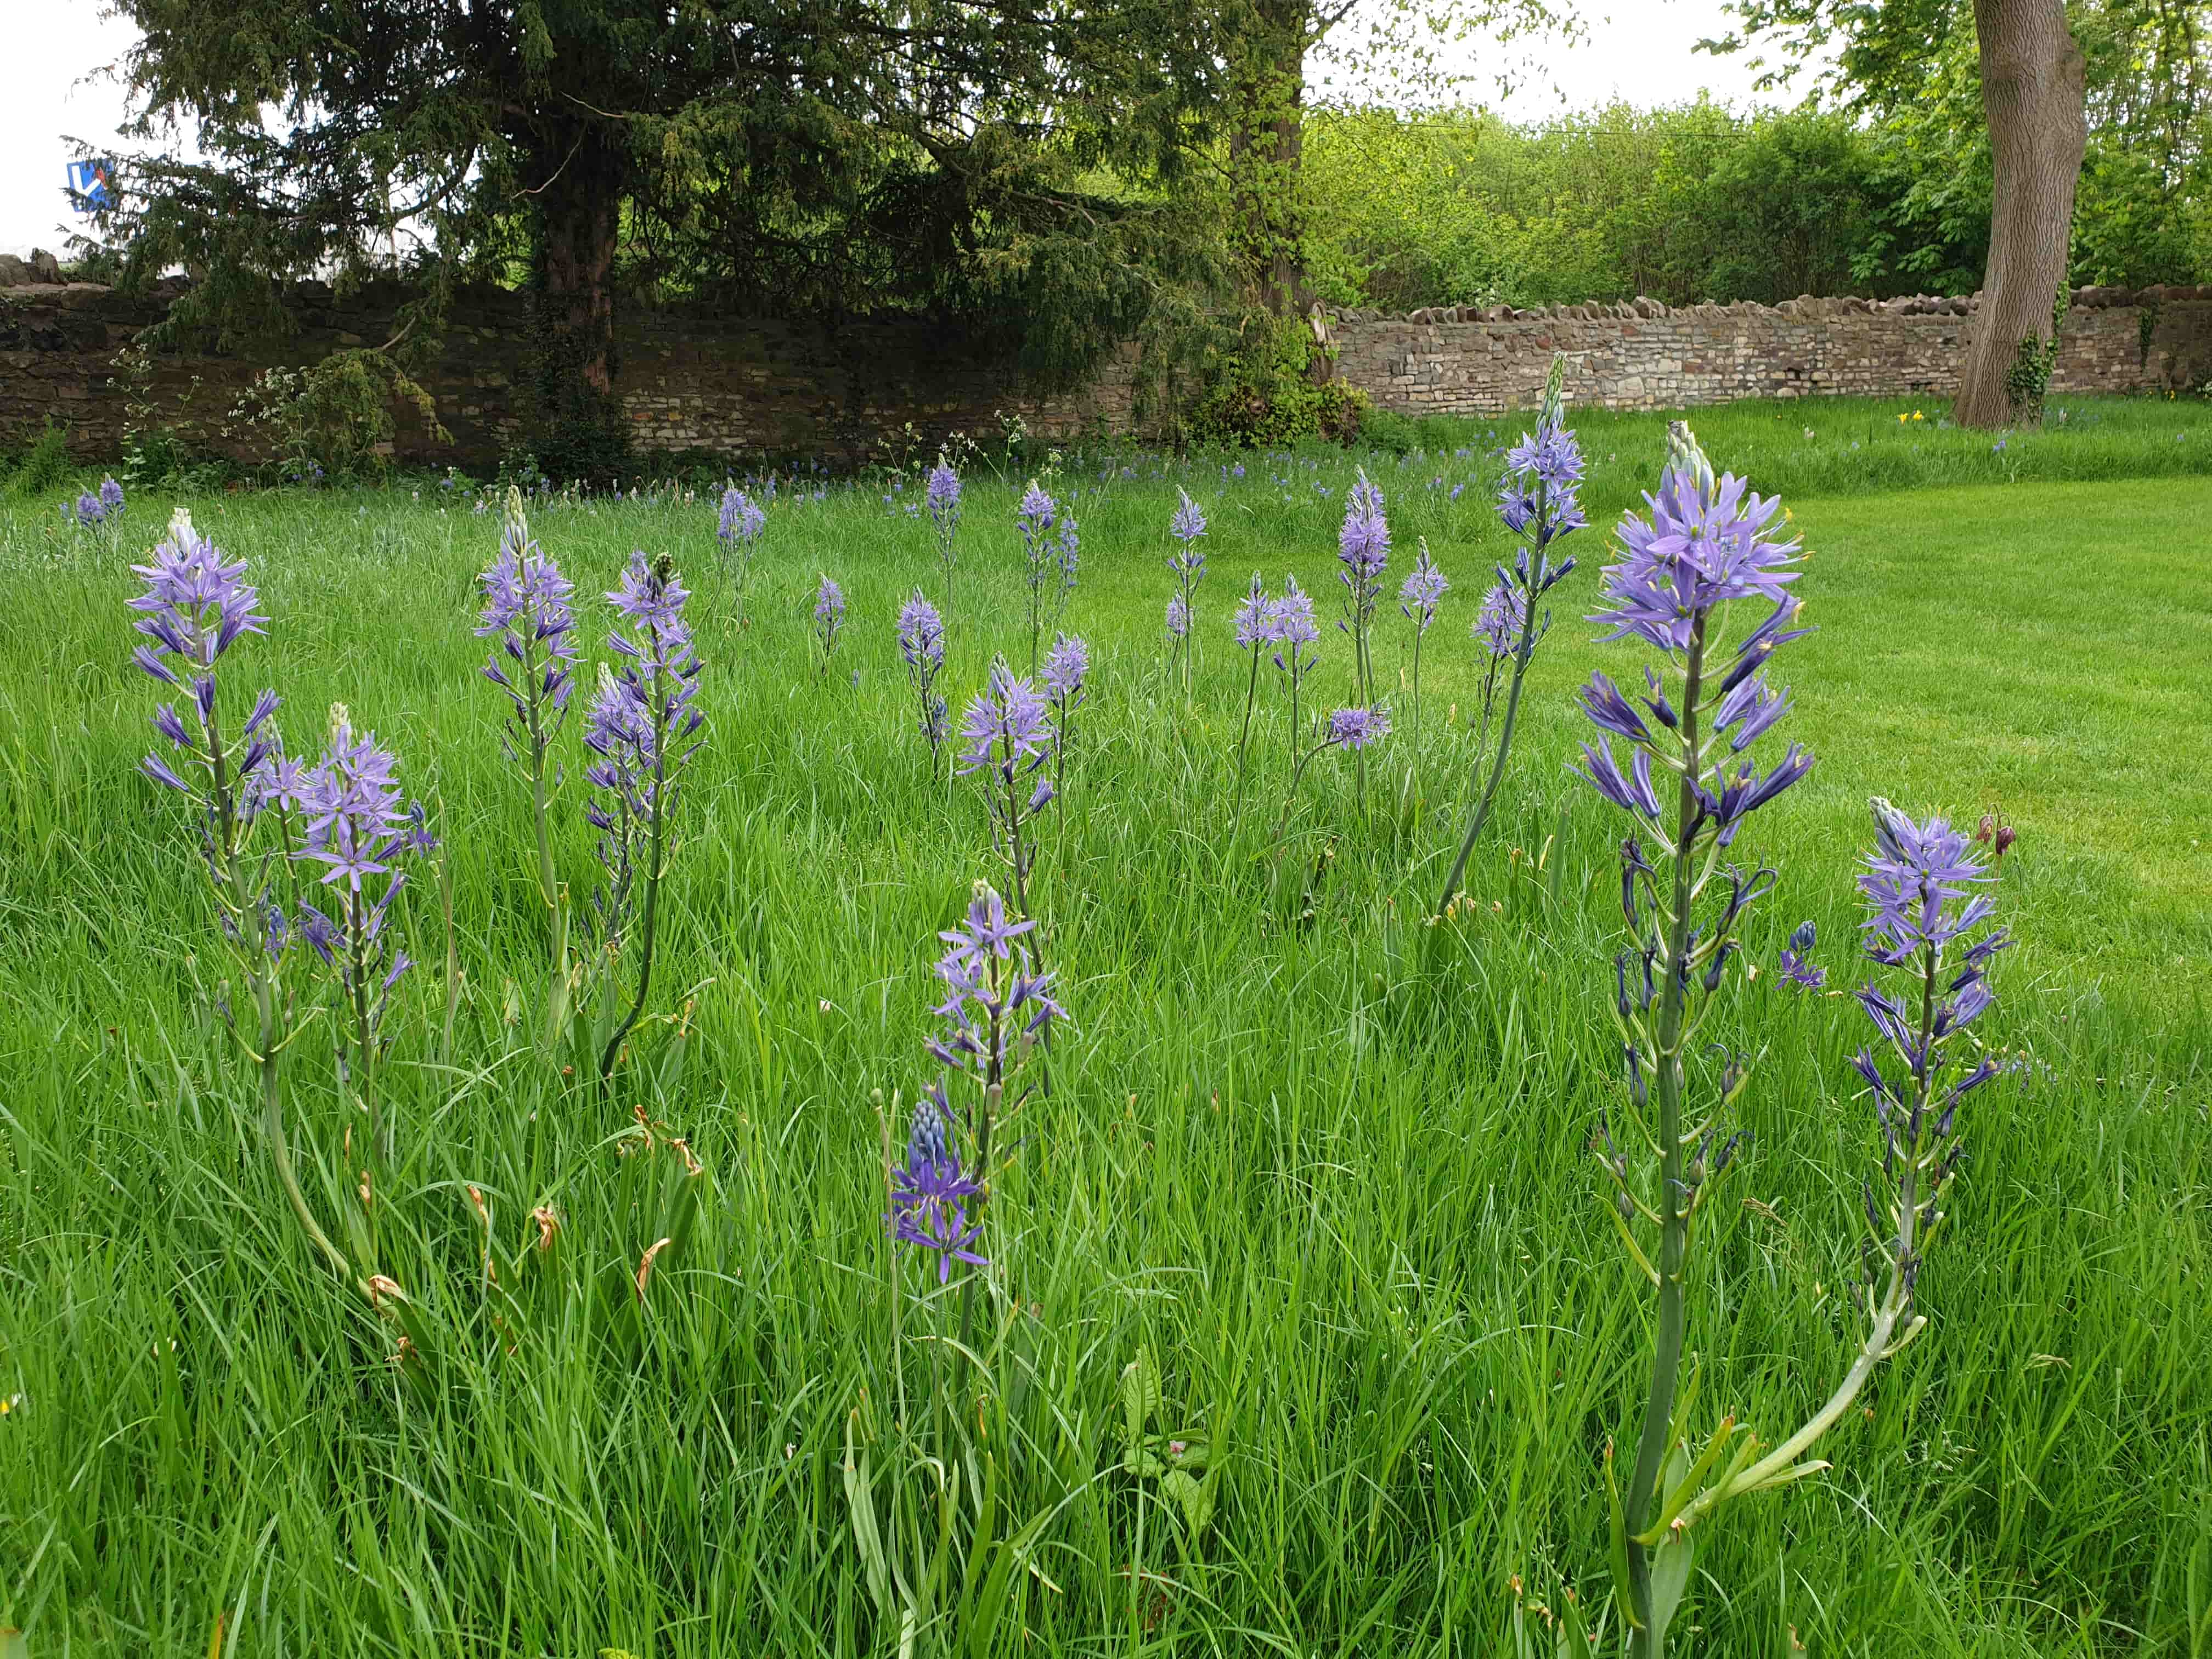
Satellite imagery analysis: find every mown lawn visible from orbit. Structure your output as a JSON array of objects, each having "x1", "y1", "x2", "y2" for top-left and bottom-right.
[{"x1": 1, "y1": 403, "x2": 2207, "y2": 1657}]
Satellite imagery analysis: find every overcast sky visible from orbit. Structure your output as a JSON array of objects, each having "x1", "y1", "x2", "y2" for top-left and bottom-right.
[{"x1": 1, "y1": 2, "x2": 1823, "y2": 259}]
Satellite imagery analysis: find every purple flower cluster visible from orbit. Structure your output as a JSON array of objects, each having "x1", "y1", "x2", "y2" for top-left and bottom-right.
[
  {"x1": 130, "y1": 519, "x2": 269, "y2": 689},
  {"x1": 1849, "y1": 799, "x2": 2010, "y2": 1313},
  {"x1": 132, "y1": 521, "x2": 283, "y2": 830},
  {"x1": 716, "y1": 486, "x2": 765, "y2": 549},
  {"x1": 1338, "y1": 471, "x2": 1391, "y2": 590},
  {"x1": 927, "y1": 884, "x2": 1066, "y2": 1097},
  {"x1": 1268, "y1": 576, "x2": 1319, "y2": 686},
  {"x1": 1778, "y1": 921, "x2": 1826, "y2": 990},
  {"x1": 290, "y1": 713, "x2": 434, "y2": 1156},
  {"x1": 586, "y1": 552, "x2": 704, "y2": 941},
  {"x1": 1336, "y1": 471, "x2": 1390, "y2": 709},
  {"x1": 887, "y1": 1096, "x2": 987, "y2": 1284},
  {"x1": 896, "y1": 589, "x2": 948, "y2": 753},
  {"x1": 1398, "y1": 545, "x2": 1448, "y2": 633},
  {"x1": 1592, "y1": 467, "x2": 1802, "y2": 657},
  {"x1": 1472, "y1": 582, "x2": 1525, "y2": 661},
  {"x1": 927, "y1": 458, "x2": 962, "y2": 546},
  {"x1": 1859, "y1": 805, "x2": 1999, "y2": 965},
  {"x1": 1472, "y1": 411, "x2": 1584, "y2": 674},
  {"x1": 295, "y1": 713, "x2": 427, "y2": 895},
  {"x1": 476, "y1": 515, "x2": 578, "y2": 747},
  {"x1": 1170, "y1": 489, "x2": 1207, "y2": 548},
  {"x1": 958, "y1": 661, "x2": 1055, "y2": 812},
  {"x1": 71, "y1": 476, "x2": 126, "y2": 529},
  {"x1": 1326, "y1": 706, "x2": 1392, "y2": 751},
  {"x1": 1496, "y1": 425, "x2": 1587, "y2": 548},
  {"x1": 1017, "y1": 481, "x2": 1077, "y2": 666},
  {"x1": 1578, "y1": 454, "x2": 1814, "y2": 845},
  {"x1": 813, "y1": 574, "x2": 846, "y2": 666},
  {"x1": 1042, "y1": 633, "x2": 1089, "y2": 707},
  {"x1": 1233, "y1": 574, "x2": 1273, "y2": 650}
]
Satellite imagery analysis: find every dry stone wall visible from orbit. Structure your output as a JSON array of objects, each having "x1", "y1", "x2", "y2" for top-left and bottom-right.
[
  {"x1": 4, "y1": 268, "x2": 2209, "y2": 468},
  {"x1": 1323, "y1": 287, "x2": 2212, "y2": 417},
  {"x1": 0, "y1": 279, "x2": 1134, "y2": 469}
]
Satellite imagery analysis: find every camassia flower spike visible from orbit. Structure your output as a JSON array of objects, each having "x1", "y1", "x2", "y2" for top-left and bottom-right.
[
  {"x1": 1573, "y1": 422, "x2": 1818, "y2": 1658},
  {"x1": 1436, "y1": 352, "x2": 1586, "y2": 914},
  {"x1": 1598, "y1": 800, "x2": 2010, "y2": 1653}
]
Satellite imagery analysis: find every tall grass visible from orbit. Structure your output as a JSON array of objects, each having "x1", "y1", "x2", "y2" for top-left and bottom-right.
[{"x1": 1, "y1": 398, "x2": 2208, "y2": 1656}]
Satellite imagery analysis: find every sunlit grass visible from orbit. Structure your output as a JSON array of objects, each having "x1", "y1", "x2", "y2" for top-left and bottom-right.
[{"x1": 1, "y1": 398, "x2": 2207, "y2": 1656}]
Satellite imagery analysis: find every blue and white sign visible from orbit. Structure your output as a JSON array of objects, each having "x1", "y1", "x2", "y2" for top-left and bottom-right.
[{"x1": 66, "y1": 159, "x2": 115, "y2": 214}]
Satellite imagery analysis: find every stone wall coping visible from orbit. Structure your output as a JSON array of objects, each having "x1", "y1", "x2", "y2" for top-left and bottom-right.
[{"x1": 1321, "y1": 285, "x2": 2212, "y2": 328}]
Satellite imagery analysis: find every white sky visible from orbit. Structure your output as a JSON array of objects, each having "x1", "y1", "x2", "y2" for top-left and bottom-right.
[{"x1": 0, "y1": 2, "x2": 1824, "y2": 258}]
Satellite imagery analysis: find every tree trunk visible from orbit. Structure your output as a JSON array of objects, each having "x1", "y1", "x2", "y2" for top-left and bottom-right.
[
  {"x1": 1227, "y1": 0, "x2": 1313, "y2": 318},
  {"x1": 530, "y1": 123, "x2": 631, "y2": 482},
  {"x1": 1955, "y1": 0, "x2": 2088, "y2": 428}
]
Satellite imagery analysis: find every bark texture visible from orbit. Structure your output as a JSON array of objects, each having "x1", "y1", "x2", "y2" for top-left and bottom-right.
[
  {"x1": 1955, "y1": 0, "x2": 2089, "y2": 427},
  {"x1": 530, "y1": 124, "x2": 631, "y2": 479},
  {"x1": 1227, "y1": 0, "x2": 1314, "y2": 318}
]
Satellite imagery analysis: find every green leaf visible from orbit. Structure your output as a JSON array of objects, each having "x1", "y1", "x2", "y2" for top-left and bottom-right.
[
  {"x1": 1634, "y1": 1418, "x2": 1741, "y2": 1547},
  {"x1": 841, "y1": 1413, "x2": 892, "y2": 1618},
  {"x1": 1646, "y1": 1528, "x2": 1695, "y2": 1649},
  {"x1": 1121, "y1": 1348, "x2": 1160, "y2": 1444},
  {"x1": 1604, "y1": 1443, "x2": 1639, "y2": 1631},
  {"x1": 1163, "y1": 1468, "x2": 1215, "y2": 1535},
  {"x1": 1123, "y1": 1446, "x2": 1165, "y2": 1477},
  {"x1": 1743, "y1": 1458, "x2": 1835, "y2": 1495}
]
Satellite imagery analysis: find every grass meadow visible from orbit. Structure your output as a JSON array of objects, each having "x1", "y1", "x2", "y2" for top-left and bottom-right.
[{"x1": 2, "y1": 393, "x2": 2210, "y2": 1657}]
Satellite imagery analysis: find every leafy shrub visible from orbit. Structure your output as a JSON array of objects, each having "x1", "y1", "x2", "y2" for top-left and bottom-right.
[
  {"x1": 228, "y1": 351, "x2": 448, "y2": 482},
  {"x1": 5, "y1": 421, "x2": 75, "y2": 499},
  {"x1": 1188, "y1": 319, "x2": 1368, "y2": 449}
]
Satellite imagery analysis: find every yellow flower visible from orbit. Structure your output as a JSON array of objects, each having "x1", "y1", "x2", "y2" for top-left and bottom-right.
[
  {"x1": 1897, "y1": 413, "x2": 1909, "y2": 424},
  {"x1": 1912, "y1": 410, "x2": 1924, "y2": 422}
]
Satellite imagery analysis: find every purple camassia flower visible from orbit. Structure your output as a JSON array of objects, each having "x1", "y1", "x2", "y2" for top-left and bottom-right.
[
  {"x1": 1399, "y1": 546, "x2": 1448, "y2": 631},
  {"x1": 1042, "y1": 633, "x2": 1089, "y2": 704},
  {"x1": 588, "y1": 553, "x2": 704, "y2": 933},
  {"x1": 958, "y1": 661, "x2": 1055, "y2": 794},
  {"x1": 1859, "y1": 805, "x2": 1996, "y2": 966},
  {"x1": 927, "y1": 458, "x2": 963, "y2": 536},
  {"x1": 98, "y1": 476, "x2": 125, "y2": 515},
  {"x1": 1592, "y1": 467, "x2": 1802, "y2": 657},
  {"x1": 1473, "y1": 581, "x2": 1525, "y2": 659},
  {"x1": 1849, "y1": 799, "x2": 2009, "y2": 1245},
  {"x1": 887, "y1": 1103, "x2": 988, "y2": 1284},
  {"x1": 814, "y1": 574, "x2": 847, "y2": 659},
  {"x1": 1269, "y1": 576, "x2": 1319, "y2": 677},
  {"x1": 130, "y1": 523, "x2": 270, "y2": 685},
  {"x1": 897, "y1": 589, "x2": 948, "y2": 749},
  {"x1": 608, "y1": 547, "x2": 692, "y2": 636},
  {"x1": 1327, "y1": 706, "x2": 1392, "y2": 750},
  {"x1": 1056, "y1": 515, "x2": 1080, "y2": 591},
  {"x1": 1017, "y1": 481, "x2": 1056, "y2": 542},
  {"x1": 929, "y1": 884, "x2": 1066, "y2": 1082},
  {"x1": 291, "y1": 715, "x2": 430, "y2": 1159},
  {"x1": 295, "y1": 715, "x2": 420, "y2": 894},
  {"x1": 74, "y1": 492, "x2": 108, "y2": 528},
  {"x1": 131, "y1": 523, "x2": 280, "y2": 804},
  {"x1": 1165, "y1": 592, "x2": 1190, "y2": 640},
  {"x1": 897, "y1": 590, "x2": 945, "y2": 672},
  {"x1": 1577, "y1": 460, "x2": 1814, "y2": 842},
  {"x1": 717, "y1": 485, "x2": 765, "y2": 548},
  {"x1": 476, "y1": 517, "x2": 579, "y2": 729},
  {"x1": 1778, "y1": 920, "x2": 1826, "y2": 990},
  {"x1": 1170, "y1": 488, "x2": 1207, "y2": 547},
  {"x1": 1338, "y1": 471, "x2": 1390, "y2": 589},
  {"x1": 1233, "y1": 574, "x2": 1273, "y2": 649},
  {"x1": 1496, "y1": 424, "x2": 1589, "y2": 549}
]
